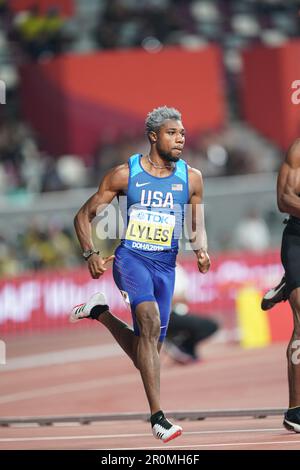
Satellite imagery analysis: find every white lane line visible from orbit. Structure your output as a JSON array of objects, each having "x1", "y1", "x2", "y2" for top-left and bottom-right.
[
  {"x1": 1, "y1": 342, "x2": 278, "y2": 373},
  {"x1": 110, "y1": 439, "x2": 300, "y2": 450},
  {"x1": 1, "y1": 353, "x2": 254, "y2": 404},
  {"x1": 1, "y1": 344, "x2": 122, "y2": 371},
  {"x1": 0, "y1": 428, "x2": 285, "y2": 442},
  {"x1": 0, "y1": 344, "x2": 287, "y2": 405},
  {"x1": 0, "y1": 372, "x2": 139, "y2": 404}
]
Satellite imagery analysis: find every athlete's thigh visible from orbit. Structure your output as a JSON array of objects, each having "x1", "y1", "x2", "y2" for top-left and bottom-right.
[
  {"x1": 113, "y1": 247, "x2": 157, "y2": 336},
  {"x1": 289, "y1": 288, "x2": 300, "y2": 332},
  {"x1": 153, "y1": 267, "x2": 175, "y2": 341},
  {"x1": 281, "y1": 224, "x2": 300, "y2": 297},
  {"x1": 113, "y1": 247, "x2": 154, "y2": 304}
]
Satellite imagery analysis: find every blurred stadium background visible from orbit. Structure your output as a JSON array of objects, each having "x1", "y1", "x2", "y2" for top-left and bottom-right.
[{"x1": 1, "y1": 0, "x2": 299, "y2": 351}]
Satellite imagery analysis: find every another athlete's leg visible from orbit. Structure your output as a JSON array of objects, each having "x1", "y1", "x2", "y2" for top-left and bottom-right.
[
  {"x1": 287, "y1": 288, "x2": 300, "y2": 408},
  {"x1": 134, "y1": 300, "x2": 161, "y2": 415},
  {"x1": 283, "y1": 287, "x2": 300, "y2": 432}
]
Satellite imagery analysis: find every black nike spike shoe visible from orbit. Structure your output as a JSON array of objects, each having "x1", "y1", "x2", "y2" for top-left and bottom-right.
[
  {"x1": 261, "y1": 276, "x2": 288, "y2": 311},
  {"x1": 283, "y1": 406, "x2": 300, "y2": 433}
]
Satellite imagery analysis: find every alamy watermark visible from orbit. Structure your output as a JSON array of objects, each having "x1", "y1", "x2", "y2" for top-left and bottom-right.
[
  {"x1": 0, "y1": 80, "x2": 6, "y2": 104},
  {"x1": 0, "y1": 340, "x2": 6, "y2": 365},
  {"x1": 92, "y1": 197, "x2": 207, "y2": 251},
  {"x1": 291, "y1": 340, "x2": 300, "y2": 365},
  {"x1": 291, "y1": 80, "x2": 300, "y2": 105}
]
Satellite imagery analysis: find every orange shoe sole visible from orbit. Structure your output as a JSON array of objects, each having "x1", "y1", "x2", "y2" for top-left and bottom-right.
[{"x1": 163, "y1": 429, "x2": 182, "y2": 443}]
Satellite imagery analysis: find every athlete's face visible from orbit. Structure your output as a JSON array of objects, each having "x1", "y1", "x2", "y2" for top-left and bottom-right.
[{"x1": 154, "y1": 120, "x2": 185, "y2": 162}]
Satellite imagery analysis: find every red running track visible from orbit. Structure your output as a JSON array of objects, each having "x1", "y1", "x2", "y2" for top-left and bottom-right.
[{"x1": 0, "y1": 326, "x2": 299, "y2": 450}]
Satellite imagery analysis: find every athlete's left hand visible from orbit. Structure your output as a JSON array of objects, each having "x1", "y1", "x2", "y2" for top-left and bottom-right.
[{"x1": 197, "y1": 249, "x2": 210, "y2": 274}]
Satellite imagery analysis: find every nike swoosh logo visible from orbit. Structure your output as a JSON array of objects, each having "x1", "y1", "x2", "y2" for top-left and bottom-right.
[
  {"x1": 136, "y1": 182, "x2": 151, "y2": 187},
  {"x1": 264, "y1": 283, "x2": 285, "y2": 299}
]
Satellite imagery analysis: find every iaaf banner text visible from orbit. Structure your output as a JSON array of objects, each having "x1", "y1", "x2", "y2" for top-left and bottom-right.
[{"x1": 0, "y1": 250, "x2": 283, "y2": 334}]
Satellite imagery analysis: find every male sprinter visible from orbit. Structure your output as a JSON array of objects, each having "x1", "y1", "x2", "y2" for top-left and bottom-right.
[
  {"x1": 70, "y1": 106, "x2": 210, "y2": 442},
  {"x1": 262, "y1": 139, "x2": 300, "y2": 432}
]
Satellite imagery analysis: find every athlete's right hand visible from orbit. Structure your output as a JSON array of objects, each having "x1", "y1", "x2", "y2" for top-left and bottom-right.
[{"x1": 87, "y1": 254, "x2": 115, "y2": 279}]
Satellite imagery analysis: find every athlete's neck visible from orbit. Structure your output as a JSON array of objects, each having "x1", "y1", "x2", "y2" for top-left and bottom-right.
[
  {"x1": 147, "y1": 155, "x2": 173, "y2": 169},
  {"x1": 143, "y1": 154, "x2": 176, "y2": 177}
]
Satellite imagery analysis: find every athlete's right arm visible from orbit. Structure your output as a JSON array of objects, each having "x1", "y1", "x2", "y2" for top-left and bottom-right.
[
  {"x1": 74, "y1": 164, "x2": 128, "y2": 279},
  {"x1": 277, "y1": 139, "x2": 300, "y2": 218}
]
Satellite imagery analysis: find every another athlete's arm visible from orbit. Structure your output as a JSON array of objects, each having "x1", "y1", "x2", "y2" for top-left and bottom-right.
[
  {"x1": 277, "y1": 139, "x2": 300, "y2": 218},
  {"x1": 74, "y1": 164, "x2": 128, "y2": 279},
  {"x1": 188, "y1": 168, "x2": 210, "y2": 274}
]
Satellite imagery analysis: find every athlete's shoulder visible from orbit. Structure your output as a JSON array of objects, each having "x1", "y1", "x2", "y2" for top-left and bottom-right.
[
  {"x1": 187, "y1": 166, "x2": 203, "y2": 197},
  {"x1": 107, "y1": 163, "x2": 129, "y2": 180},
  {"x1": 102, "y1": 163, "x2": 129, "y2": 192},
  {"x1": 286, "y1": 139, "x2": 300, "y2": 168},
  {"x1": 188, "y1": 166, "x2": 203, "y2": 181}
]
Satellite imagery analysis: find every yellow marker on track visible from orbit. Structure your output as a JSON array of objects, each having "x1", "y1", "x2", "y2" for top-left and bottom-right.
[{"x1": 236, "y1": 286, "x2": 271, "y2": 348}]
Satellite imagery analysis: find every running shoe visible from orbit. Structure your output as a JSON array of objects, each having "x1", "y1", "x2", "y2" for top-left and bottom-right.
[
  {"x1": 261, "y1": 276, "x2": 288, "y2": 311},
  {"x1": 151, "y1": 411, "x2": 182, "y2": 443},
  {"x1": 283, "y1": 406, "x2": 300, "y2": 433},
  {"x1": 70, "y1": 292, "x2": 109, "y2": 322}
]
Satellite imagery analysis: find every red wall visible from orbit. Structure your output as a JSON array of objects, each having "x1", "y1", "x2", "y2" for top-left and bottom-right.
[
  {"x1": 19, "y1": 46, "x2": 226, "y2": 156},
  {"x1": 241, "y1": 40, "x2": 300, "y2": 149}
]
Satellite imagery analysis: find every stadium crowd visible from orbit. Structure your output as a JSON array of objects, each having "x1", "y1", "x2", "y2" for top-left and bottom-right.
[{"x1": 0, "y1": 0, "x2": 294, "y2": 275}]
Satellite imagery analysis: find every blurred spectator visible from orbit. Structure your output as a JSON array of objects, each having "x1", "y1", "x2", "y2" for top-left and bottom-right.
[
  {"x1": 165, "y1": 264, "x2": 219, "y2": 364},
  {"x1": 43, "y1": 7, "x2": 65, "y2": 55},
  {"x1": 14, "y1": 6, "x2": 46, "y2": 60},
  {"x1": 0, "y1": 117, "x2": 280, "y2": 198},
  {"x1": 0, "y1": 234, "x2": 20, "y2": 276},
  {"x1": 3, "y1": 0, "x2": 300, "y2": 61},
  {"x1": 56, "y1": 155, "x2": 87, "y2": 188},
  {"x1": 18, "y1": 220, "x2": 82, "y2": 272},
  {"x1": 0, "y1": 117, "x2": 280, "y2": 197},
  {"x1": 0, "y1": 0, "x2": 8, "y2": 17},
  {"x1": 0, "y1": 0, "x2": 283, "y2": 197},
  {"x1": 233, "y1": 208, "x2": 271, "y2": 252},
  {"x1": 12, "y1": 5, "x2": 68, "y2": 60}
]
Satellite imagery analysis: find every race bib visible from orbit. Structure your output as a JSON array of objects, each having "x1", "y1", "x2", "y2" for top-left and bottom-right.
[{"x1": 125, "y1": 209, "x2": 175, "y2": 247}]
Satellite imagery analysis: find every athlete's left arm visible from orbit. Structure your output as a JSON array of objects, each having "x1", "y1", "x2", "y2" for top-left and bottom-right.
[{"x1": 187, "y1": 167, "x2": 211, "y2": 274}]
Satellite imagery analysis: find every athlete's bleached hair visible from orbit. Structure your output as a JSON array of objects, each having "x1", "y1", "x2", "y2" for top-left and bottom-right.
[{"x1": 145, "y1": 106, "x2": 182, "y2": 134}]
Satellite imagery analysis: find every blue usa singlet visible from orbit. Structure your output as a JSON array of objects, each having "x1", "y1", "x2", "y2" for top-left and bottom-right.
[
  {"x1": 113, "y1": 153, "x2": 190, "y2": 341},
  {"x1": 120, "y1": 153, "x2": 189, "y2": 264}
]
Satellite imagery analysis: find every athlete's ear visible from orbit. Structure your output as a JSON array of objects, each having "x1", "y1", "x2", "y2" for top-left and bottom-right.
[{"x1": 148, "y1": 131, "x2": 157, "y2": 144}]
